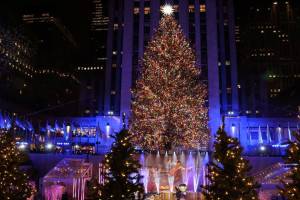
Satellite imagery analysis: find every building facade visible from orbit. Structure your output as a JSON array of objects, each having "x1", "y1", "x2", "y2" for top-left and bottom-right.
[
  {"x1": 236, "y1": 0, "x2": 300, "y2": 117},
  {"x1": 103, "y1": 0, "x2": 241, "y2": 136},
  {"x1": 21, "y1": 13, "x2": 81, "y2": 116},
  {"x1": 0, "y1": 24, "x2": 35, "y2": 112},
  {"x1": 78, "y1": 0, "x2": 109, "y2": 116},
  {"x1": 95, "y1": 0, "x2": 299, "y2": 151}
]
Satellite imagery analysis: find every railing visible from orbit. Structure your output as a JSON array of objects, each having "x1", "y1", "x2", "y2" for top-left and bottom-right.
[{"x1": 253, "y1": 163, "x2": 295, "y2": 184}]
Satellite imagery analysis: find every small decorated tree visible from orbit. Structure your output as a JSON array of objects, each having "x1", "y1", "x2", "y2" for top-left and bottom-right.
[
  {"x1": 89, "y1": 129, "x2": 144, "y2": 200},
  {"x1": 87, "y1": 178, "x2": 102, "y2": 199},
  {"x1": 0, "y1": 130, "x2": 32, "y2": 200},
  {"x1": 202, "y1": 126, "x2": 260, "y2": 200},
  {"x1": 278, "y1": 130, "x2": 300, "y2": 200}
]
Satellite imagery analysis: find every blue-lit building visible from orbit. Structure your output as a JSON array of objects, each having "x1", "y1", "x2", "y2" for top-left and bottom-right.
[
  {"x1": 90, "y1": 0, "x2": 239, "y2": 140},
  {"x1": 38, "y1": 0, "x2": 299, "y2": 154},
  {"x1": 76, "y1": 0, "x2": 298, "y2": 153}
]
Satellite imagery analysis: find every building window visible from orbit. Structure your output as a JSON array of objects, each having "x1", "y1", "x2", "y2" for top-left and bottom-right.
[
  {"x1": 144, "y1": 7, "x2": 150, "y2": 15},
  {"x1": 113, "y1": 24, "x2": 118, "y2": 30},
  {"x1": 134, "y1": 7, "x2": 139, "y2": 14},
  {"x1": 188, "y1": 5, "x2": 195, "y2": 13},
  {"x1": 200, "y1": 4, "x2": 206, "y2": 13}
]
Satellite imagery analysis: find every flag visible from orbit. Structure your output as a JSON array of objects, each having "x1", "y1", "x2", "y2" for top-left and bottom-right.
[
  {"x1": 266, "y1": 124, "x2": 272, "y2": 143},
  {"x1": 258, "y1": 125, "x2": 263, "y2": 144}
]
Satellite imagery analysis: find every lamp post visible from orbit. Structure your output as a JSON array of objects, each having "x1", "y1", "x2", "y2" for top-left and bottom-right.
[{"x1": 122, "y1": 112, "x2": 126, "y2": 129}]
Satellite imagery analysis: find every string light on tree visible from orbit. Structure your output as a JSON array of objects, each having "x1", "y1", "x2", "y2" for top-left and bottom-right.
[
  {"x1": 0, "y1": 130, "x2": 32, "y2": 199},
  {"x1": 202, "y1": 126, "x2": 260, "y2": 200},
  {"x1": 130, "y1": 10, "x2": 209, "y2": 150},
  {"x1": 278, "y1": 130, "x2": 300, "y2": 199},
  {"x1": 87, "y1": 130, "x2": 144, "y2": 200}
]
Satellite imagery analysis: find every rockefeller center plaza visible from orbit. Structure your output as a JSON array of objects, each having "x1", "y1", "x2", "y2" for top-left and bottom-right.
[{"x1": 1, "y1": 0, "x2": 300, "y2": 200}]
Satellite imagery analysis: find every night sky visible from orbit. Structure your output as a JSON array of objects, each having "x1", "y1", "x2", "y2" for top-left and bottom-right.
[{"x1": 0, "y1": 0, "x2": 94, "y2": 63}]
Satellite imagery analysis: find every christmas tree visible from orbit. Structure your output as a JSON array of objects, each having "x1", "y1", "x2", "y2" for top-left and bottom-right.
[
  {"x1": 202, "y1": 126, "x2": 260, "y2": 200},
  {"x1": 91, "y1": 129, "x2": 144, "y2": 200},
  {"x1": 87, "y1": 178, "x2": 102, "y2": 200},
  {"x1": 0, "y1": 130, "x2": 32, "y2": 200},
  {"x1": 278, "y1": 130, "x2": 300, "y2": 199},
  {"x1": 130, "y1": 10, "x2": 208, "y2": 151}
]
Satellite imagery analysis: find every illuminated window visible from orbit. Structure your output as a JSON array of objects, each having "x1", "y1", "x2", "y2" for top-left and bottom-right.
[
  {"x1": 200, "y1": 4, "x2": 206, "y2": 12},
  {"x1": 113, "y1": 24, "x2": 118, "y2": 30},
  {"x1": 134, "y1": 7, "x2": 139, "y2": 14},
  {"x1": 189, "y1": 5, "x2": 195, "y2": 13},
  {"x1": 144, "y1": 7, "x2": 150, "y2": 15}
]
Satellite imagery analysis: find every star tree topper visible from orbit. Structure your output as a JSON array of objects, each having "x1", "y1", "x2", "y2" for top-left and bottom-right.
[{"x1": 161, "y1": 4, "x2": 174, "y2": 16}]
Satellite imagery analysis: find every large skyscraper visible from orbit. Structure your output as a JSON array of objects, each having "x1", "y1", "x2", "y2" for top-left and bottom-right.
[
  {"x1": 104, "y1": 0, "x2": 239, "y2": 134},
  {"x1": 98, "y1": 0, "x2": 299, "y2": 150},
  {"x1": 0, "y1": 24, "x2": 35, "y2": 112},
  {"x1": 21, "y1": 13, "x2": 80, "y2": 116},
  {"x1": 0, "y1": 9, "x2": 80, "y2": 115},
  {"x1": 78, "y1": 0, "x2": 109, "y2": 116},
  {"x1": 22, "y1": 13, "x2": 78, "y2": 70},
  {"x1": 236, "y1": 0, "x2": 300, "y2": 117}
]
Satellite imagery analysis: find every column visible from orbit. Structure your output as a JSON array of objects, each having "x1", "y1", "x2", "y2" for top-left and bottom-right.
[
  {"x1": 150, "y1": 0, "x2": 160, "y2": 37},
  {"x1": 194, "y1": 0, "x2": 201, "y2": 66},
  {"x1": 104, "y1": 0, "x2": 115, "y2": 114},
  {"x1": 138, "y1": 0, "x2": 145, "y2": 59},
  {"x1": 114, "y1": 6, "x2": 124, "y2": 114},
  {"x1": 228, "y1": 0, "x2": 239, "y2": 113},
  {"x1": 218, "y1": 0, "x2": 228, "y2": 113},
  {"x1": 179, "y1": 0, "x2": 189, "y2": 37},
  {"x1": 206, "y1": 0, "x2": 221, "y2": 142},
  {"x1": 120, "y1": 0, "x2": 134, "y2": 118}
]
